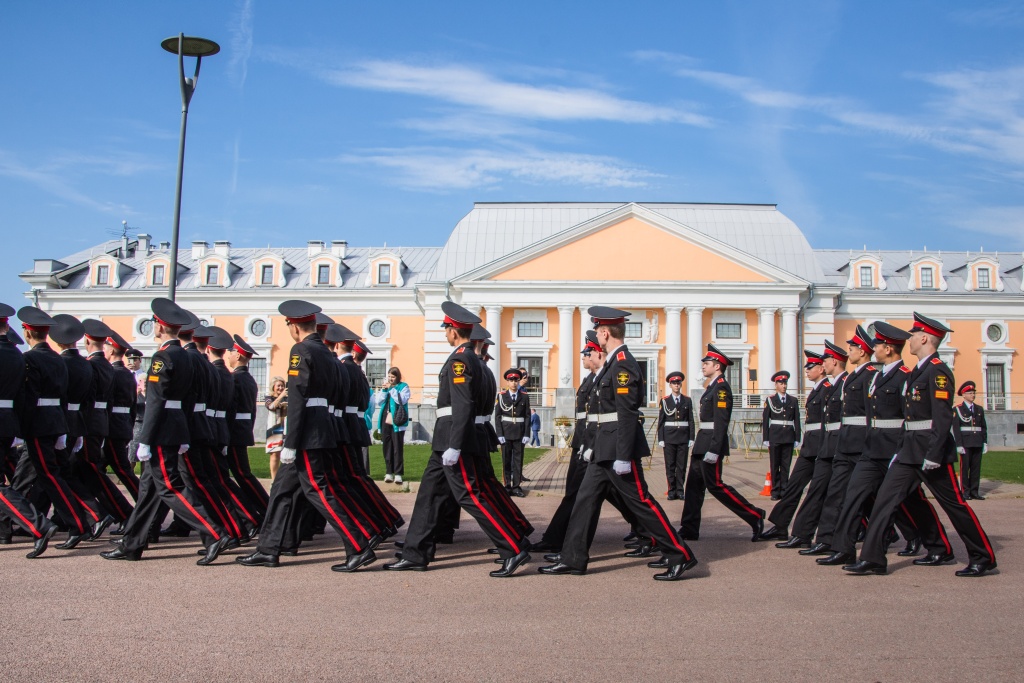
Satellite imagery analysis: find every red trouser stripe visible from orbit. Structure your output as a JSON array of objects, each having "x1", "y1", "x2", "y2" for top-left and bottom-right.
[
  {"x1": 322, "y1": 461, "x2": 374, "y2": 539},
  {"x1": 477, "y1": 473, "x2": 518, "y2": 536},
  {"x1": 105, "y1": 439, "x2": 139, "y2": 496},
  {"x1": 0, "y1": 490, "x2": 41, "y2": 538},
  {"x1": 945, "y1": 464, "x2": 995, "y2": 562},
  {"x1": 916, "y1": 485, "x2": 952, "y2": 554},
  {"x1": 182, "y1": 450, "x2": 239, "y2": 537},
  {"x1": 211, "y1": 458, "x2": 257, "y2": 525},
  {"x1": 230, "y1": 447, "x2": 267, "y2": 505},
  {"x1": 713, "y1": 459, "x2": 761, "y2": 518},
  {"x1": 302, "y1": 451, "x2": 361, "y2": 551},
  {"x1": 343, "y1": 446, "x2": 397, "y2": 524},
  {"x1": 158, "y1": 447, "x2": 220, "y2": 539},
  {"x1": 458, "y1": 456, "x2": 520, "y2": 554},
  {"x1": 32, "y1": 438, "x2": 85, "y2": 533},
  {"x1": 631, "y1": 466, "x2": 690, "y2": 559},
  {"x1": 83, "y1": 441, "x2": 131, "y2": 519},
  {"x1": 898, "y1": 502, "x2": 920, "y2": 530}
]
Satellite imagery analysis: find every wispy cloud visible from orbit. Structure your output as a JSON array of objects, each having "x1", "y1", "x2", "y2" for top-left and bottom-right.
[
  {"x1": 229, "y1": 0, "x2": 255, "y2": 88},
  {"x1": 949, "y1": 5, "x2": 1024, "y2": 27},
  {"x1": 0, "y1": 150, "x2": 136, "y2": 214},
  {"x1": 954, "y1": 205, "x2": 1024, "y2": 245}
]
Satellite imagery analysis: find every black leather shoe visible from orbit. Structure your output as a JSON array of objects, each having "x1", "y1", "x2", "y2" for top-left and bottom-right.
[
  {"x1": 623, "y1": 531, "x2": 637, "y2": 542},
  {"x1": 647, "y1": 556, "x2": 670, "y2": 569},
  {"x1": 964, "y1": 493, "x2": 973, "y2": 500},
  {"x1": 236, "y1": 551, "x2": 279, "y2": 567},
  {"x1": 775, "y1": 536, "x2": 811, "y2": 549},
  {"x1": 678, "y1": 528, "x2": 699, "y2": 541},
  {"x1": 383, "y1": 558, "x2": 428, "y2": 572},
  {"x1": 332, "y1": 548, "x2": 377, "y2": 572},
  {"x1": 543, "y1": 552, "x2": 561, "y2": 563},
  {"x1": 511, "y1": 487, "x2": 527, "y2": 498},
  {"x1": 380, "y1": 526, "x2": 397, "y2": 541},
  {"x1": 530, "y1": 541, "x2": 561, "y2": 554},
  {"x1": 955, "y1": 560, "x2": 997, "y2": 577},
  {"x1": 751, "y1": 517, "x2": 765, "y2": 542},
  {"x1": 367, "y1": 534, "x2": 382, "y2": 550},
  {"x1": 842, "y1": 560, "x2": 886, "y2": 575},
  {"x1": 490, "y1": 550, "x2": 531, "y2": 578},
  {"x1": 624, "y1": 543, "x2": 656, "y2": 558},
  {"x1": 110, "y1": 520, "x2": 129, "y2": 536},
  {"x1": 972, "y1": 495, "x2": 986, "y2": 501},
  {"x1": 280, "y1": 548, "x2": 299, "y2": 557},
  {"x1": 0, "y1": 536, "x2": 11, "y2": 545},
  {"x1": 56, "y1": 533, "x2": 85, "y2": 550},
  {"x1": 223, "y1": 538, "x2": 241, "y2": 551},
  {"x1": 855, "y1": 526, "x2": 867, "y2": 543},
  {"x1": 758, "y1": 525, "x2": 788, "y2": 541},
  {"x1": 521, "y1": 476, "x2": 531, "y2": 483},
  {"x1": 770, "y1": 494, "x2": 781, "y2": 501},
  {"x1": 196, "y1": 537, "x2": 230, "y2": 566},
  {"x1": 538, "y1": 562, "x2": 586, "y2": 575},
  {"x1": 159, "y1": 524, "x2": 191, "y2": 538},
  {"x1": 799, "y1": 542, "x2": 831, "y2": 556},
  {"x1": 667, "y1": 492, "x2": 679, "y2": 501},
  {"x1": 913, "y1": 553, "x2": 955, "y2": 566},
  {"x1": 486, "y1": 547, "x2": 500, "y2": 555},
  {"x1": 100, "y1": 544, "x2": 143, "y2": 561},
  {"x1": 394, "y1": 541, "x2": 405, "y2": 549},
  {"x1": 241, "y1": 525, "x2": 259, "y2": 545},
  {"x1": 26, "y1": 525, "x2": 58, "y2": 559},
  {"x1": 883, "y1": 528, "x2": 900, "y2": 547},
  {"x1": 897, "y1": 538, "x2": 922, "y2": 557},
  {"x1": 817, "y1": 551, "x2": 855, "y2": 566},
  {"x1": 89, "y1": 515, "x2": 116, "y2": 541},
  {"x1": 653, "y1": 558, "x2": 698, "y2": 581}
]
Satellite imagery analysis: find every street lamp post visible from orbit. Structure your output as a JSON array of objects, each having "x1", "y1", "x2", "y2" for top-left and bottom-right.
[{"x1": 161, "y1": 33, "x2": 220, "y2": 301}]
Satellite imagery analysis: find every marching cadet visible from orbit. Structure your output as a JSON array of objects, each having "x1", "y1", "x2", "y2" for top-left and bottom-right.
[
  {"x1": 386, "y1": 301, "x2": 531, "y2": 577},
  {"x1": 678, "y1": 344, "x2": 766, "y2": 542},
  {"x1": 761, "y1": 370, "x2": 801, "y2": 500},
  {"x1": 494, "y1": 368, "x2": 531, "y2": 497},
  {"x1": 802, "y1": 326, "x2": 877, "y2": 557},
  {"x1": 103, "y1": 331, "x2": 141, "y2": 504},
  {"x1": 539, "y1": 307, "x2": 695, "y2": 580},
  {"x1": 779, "y1": 341, "x2": 848, "y2": 549},
  {"x1": 225, "y1": 334, "x2": 270, "y2": 518},
  {"x1": 953, "y1": 381, "x2": 988, "y2": 500},
  {"x1": 238, "y1": 300, "x2": 376, "y2": 572},
  {"x1": 102, "y1": 298, "x2": 231, "y2": 565},
  {"x1": 760, "y1": 351, "x2": 829, "y2": 542},
  {"x1": 845, "y1": 313, "x2": 997, "y2": 577},
  {"x1": 657, "y1": 371, "x2": 693, "y2": 500}
]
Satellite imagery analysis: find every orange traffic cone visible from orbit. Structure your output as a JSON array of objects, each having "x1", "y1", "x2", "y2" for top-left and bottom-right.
[{"x1": 759, "y1": 471, "x2": 772, "y2": 497}]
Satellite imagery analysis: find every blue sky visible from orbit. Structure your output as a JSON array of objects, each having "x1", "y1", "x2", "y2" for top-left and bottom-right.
[{"x1": 2, "y1": 1, "x2": 1023, "y2": 307}]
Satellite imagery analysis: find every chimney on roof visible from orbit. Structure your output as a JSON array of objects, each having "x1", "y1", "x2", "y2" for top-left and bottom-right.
[
  {"x1": 159, "y1": 241, "x2": 170, "y2": 250},
  {"x1": 308, "y1": 240, "x2": 325, "y2": 257},
  {"x1": 213, "y1": 240, "x2": 231, "y2": 257},
  {"x1": 192, "y1": 241, "x2": 208, "y2": 259},
  {"x1": 137, "y1": 233, "x2": 151, "y2": 253},
  {"x1": 331, "y1": 240, "x2": 347, "y2": 259}
]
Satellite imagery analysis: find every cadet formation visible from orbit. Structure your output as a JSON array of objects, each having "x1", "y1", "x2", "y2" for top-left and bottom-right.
[{"x1": 0, "y1": 298, "x2": 998, "y2": 580}]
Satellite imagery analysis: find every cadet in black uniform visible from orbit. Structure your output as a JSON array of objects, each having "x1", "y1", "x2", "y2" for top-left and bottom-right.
[
  {"x1": 657, "y1": 371, "x2": 693, "y2": 500},
  {"x1": 760, "y1": 351, "x2": 829, "y2": 542},
  {"x1": 953, "y1": 381, "x2": 988, "y2": 500},
  {"x1": 103, "y1": 331, "x2": 141, "y2": 501},
  {"x1": 386, "y1": 302, "x2": 531, "y2": 577},
  {"x1": 540, "y1": 307, "x2": 696, "y2": 581},
  {"x1": 761, "y1": 370, "x2": 800, "y2": 500},
  {"x1": 679, "y1": 344, "x2": 766, "y2": 541},
  {"x1": 226, "y1": 334, "x2": 269, "y2": 518},
  {"x1": 845, "y1": 314, "x2": 997, "y2": 577},
  {"x1": 495, "y1": 368, "x2": 531, "y2": 497}
]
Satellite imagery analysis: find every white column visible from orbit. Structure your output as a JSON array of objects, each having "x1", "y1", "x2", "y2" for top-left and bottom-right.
[
  {"x1": 578, "y1": 305, "x2": 589, "y2": 379},
  {"x1": 780, "y1": 307, "x2": 799, "y2": 382},
  {"x1": 557, "y1": 306, "x2": 575, "y2": 388},
  {"x1": 484, "y1": 305, "x2": 503, "y2": 381},
  {"x1": 685, "y1": 306, "x2": 704, "y2": 393},
  {"x1": 758, "y1": 307, "x2": 777, "y2": 392},
  {"x1": 665, "y1": 306, "x2": 683, "y2": 390}
]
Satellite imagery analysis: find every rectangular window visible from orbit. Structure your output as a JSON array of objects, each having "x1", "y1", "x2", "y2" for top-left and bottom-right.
[
  {"x1": 986, "y1": 363, "x2": 1005, "y2": 411},
  {"x1": 625, "y1": 322, "x2": 643, "y2": 339},
  {"x1": 249, "y1": 358, "x2": 268, "y2": 400},
  {"x1": 152, "y1": 264, "x2": 165, "y2": 286},
  {"x1": 859, "y1": 265, "x2": 873, "y2": 288},
  {"x1": 518, "y1": 356, "x2": 543, "y2": 405},
  {"x1": 716, "y1": 322, "x2": 742, "y2": 339},
  {"x1": 317, "y1": 264, "x2": 331, "y2": 285},
  {"x1": 378, "y1": 263, "x2": 391, "y2": 285},
  {"x1": 365, "y1": 358, "x2": 387, "y2": 390},
  {"x1": 723, "y1": 359, "x2": 747, "y2": 404},
  {"x1": 517, "y1": 321, "x2": 543, "y2": 338},
  {"x1": 96, "y1": 264, "x2": 109, "y2": 286},
  {"x1": 206, "y1": 265, "x2": 219, "y2": 285},
  {"x1": 920, "y1": 267, "x2": 934, "y2": 289},
  {"x1": 977, "y1": 267, "x2": 991, "y2": 290},
  {"x1": 260, "y1": 264, "x2": 274, "y2": 286}
]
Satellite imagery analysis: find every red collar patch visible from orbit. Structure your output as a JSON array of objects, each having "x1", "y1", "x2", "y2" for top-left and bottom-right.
[
  {"x1": 865, "y1": 365, "x2": 875, "y2": 372},
  {"x1": 616, "y1": 351, "x2": 626, "y2": 361},
  {"x1": 456, "y1": 347, "x2": 465, "y2": 353},
  {"x1": 930, "y1": 357, "x2": 942, "y2": 365},
  {"x1": 716, "y1": 377, "x2": 724, "y2": 383},
  {"x1": 899, "y1": 365, "x2": 911, "y2": 373}
]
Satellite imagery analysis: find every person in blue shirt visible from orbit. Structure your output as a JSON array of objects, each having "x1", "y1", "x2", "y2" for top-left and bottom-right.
[
  {"x1": 529, "y1": 409, "x2": 541, "y2": 446},
  {"x1": 369, "y1": 367, "x2": 411, "y2": 484}
]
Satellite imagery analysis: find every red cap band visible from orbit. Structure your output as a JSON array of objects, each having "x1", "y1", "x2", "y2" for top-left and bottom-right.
[
  {"x1": 287, "y1": 314, "x2": 317, "y2": 325},
  {"x1": 824, "y1": 348, "x2": 847, "y2": 361},
  {"x1": 705, "y1": 351, "x2": 728, "y2": 365},
  {"x1": 21, "y1": 323, "x2": 49, "y2": 332},
  {"x1": 233, "y1": 343, "x2": 253, "y2": 359},
  {"x1": 107, "y1": 336, "x2": 129, "y2": 351},
  {"x1": 584, "y1": 341, "x2": 602, "y2": 352},
  {"x1": 850, "y1": 336, "x2": 872, "y2": 354},
  {"x1": 443, "y1": 315, "x2": 473, "y2": 330},
  {"x1": 912, "y1": 321, "x2": 945, "y2": 338},
  {"x1": 805, "y1": 356, "x2": 823, "y2": 365}
]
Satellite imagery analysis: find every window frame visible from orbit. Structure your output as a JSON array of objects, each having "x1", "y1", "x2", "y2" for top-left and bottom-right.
[
  {"x1": 977, "y1": 267, "x2": 991, "y2": 290},
  {"x1": 205, "y1": 264, "x2": 220, "y2": 286},
  {"x1": 919, "y1": 266, "x2": 934, "y2": 289},
  {"x1": 95, "y1": 264, "x2": 110, "y2": 286},
  {"x1": 260, "y1": 264, "x2": 275, "y2": 286},
  {"x1": 517, "y1": 321, "x2": 544, "y2": 338},
  {"x1": 377, "y1": 262, "x2": 392, "y2": 285},
  {"x1": 152, "y1": 264, "x2": 165, "y2": 287},
  {"x1": 317, "y1": 263, "x2": 331, "y2": 285},
  {"x1": 859, "y1": 265, "x2": 873, "y2": 288},
  {"x1": 715, "y1": 322, "x2": 743, "y2": 339}
]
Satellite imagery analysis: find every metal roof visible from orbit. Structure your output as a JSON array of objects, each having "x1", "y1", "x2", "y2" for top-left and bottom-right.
[{"x1": 814, "y1": 249, "x2": 1024, "y2": 294}]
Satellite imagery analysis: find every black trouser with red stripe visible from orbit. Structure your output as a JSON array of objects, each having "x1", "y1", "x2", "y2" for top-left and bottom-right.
[
  {"x1": 812, "y1": 450, "x2": 859, "y2": 546},
  {"x1": 767, "y1": 455, "x2": 816, "y2": 531},
  {"x1": 323, "y1": 449, "x2": 383, "y2": 539},
  {"x1": 75, "y1": 436, "x2": 133, "y2": 522},
  {"x1": 401, "y1": 450, "x2": 527, "y2": 565},
  {"x1": 340, "y1": 444, "x2": 404, "y2": 529},
  {"x1": 960, "y1": 447, "x2": 984, "y2": 498},
  {"x1": 104, "y1": 438, "x2": 140, "y2": 500},
  {"x1": 208, "y1": 444, "x2": 261, "y2": 532},
  {"x1": 476, "y1": 448, "x2": 533, "y2": 537},
  {"x1": 120, "y1": 446, "x2": 226, "y2": 554},
  {"x1": 0, "y1": 484, "x2": 53, "y2": 539},
  {"x1": 258, "y1": 449, "x2": 367, "y2": 558},
  {"x1": 24, "y1": 436, "x2": 95, "y2": 535},
  {"x1": 791, "y1": 456, "x2": 834, "y2": 540},
  {"x1": 860, "y1": 461, "x2": 994, "y2": 567},
  {"x1": 541, "y1": 451, "x2": 638, "y2": 549},
  {"x1": 177, "y1": 444, "x2": 245, "y2": 540},
  {"x1": 680, "y1": 453, "x2": 765, "y2": 538},
  {"x1": 227, "y1": 445, "x2": 269, "y2": 515},
  {"x1": 561, "y1": 459, "x2": 693, "y2": 570}
]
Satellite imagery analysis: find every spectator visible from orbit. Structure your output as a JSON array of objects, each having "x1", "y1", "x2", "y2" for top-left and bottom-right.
[
  {"x1": 529, "y1": 408, "x2": 541, "y2": 446},
  {"x1": 264, "y1": 376, "x2": 287, "y2": 480},
  {"x1": 126, "y1": 348, "x2": 145, "y2": 464},
  {"x1": 370, "y1": 367, "x2": 411, "y2": 484}
]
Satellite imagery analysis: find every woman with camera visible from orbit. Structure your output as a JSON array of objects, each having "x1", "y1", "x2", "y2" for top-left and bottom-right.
[{"x1": 370, "y1": 367, "x2": 411, "y2": 484}]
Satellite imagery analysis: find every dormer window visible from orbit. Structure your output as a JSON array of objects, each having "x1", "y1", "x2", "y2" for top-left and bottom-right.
[
  {"x1": 378, "y1": 263, "x2": 392, "y2": 285},
  {"x1": 859, "y1": 266, "x2": 873, "y2": 288},
  {"x1": 317, "y1": 264, "x2": 331, "y2": 285},
  {"x1": 906, "y1": 256, "x2": 946, "y2": 292},
  {"x1": 206, "y1": 265, "x2": 220, "y2": 286},
  {"x1": 96, "y1": 264, "x2": 110, "y2": 286},
  {"x1": 846, "y1": 254, "x2": 886, "y2": 291},
  {"x1": 920, "y1": 266, "x2": 934, "y2": 289},
  {"x1": 152, "y1": 264, "x2": 166, "y2": 286},
  {"x1": 977, "y1": 267, "x2": 991, "y2": 290},
  {"x1": 260, "y1": 264, "x2": 275, "y2": 286}
]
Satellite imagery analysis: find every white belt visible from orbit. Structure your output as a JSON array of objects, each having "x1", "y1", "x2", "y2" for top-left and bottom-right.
[
  {"x1": 664, "y1": 421, "x2": 689, "y2": 427},
  {"x1": 804, "y1": 424, "x2": 821, "y2": 432},
  {"x1": 587, "y1": 413, "x2": 617, "y2": 424},
  {"x1": 235, "y1": 413, "x2": 252, "y2": 420},
  {"x1": 576, "y1": 411, "x2": 587, "y2": 419},
  {"x1": 345, "y1": 406, "x2": 365, "y2": 418},
  {"x1": 206, "y1": 409, "x2": 216, "y2": 417},
  {"x1": 906, "y1": 420, "x2": 932, "y2": 431},
  {"x1": 769, "y1": 420, "x2": 794, "y2": 427},
  {"x1": 111, "y1": 406, "x2": 131, "y2": 414},
  {"x1": 194, "y1": 403, "x2": 206, "y2": 412},
  {"x1": 475, "y1": 416, "x2": 489, "y2": 424},
  {"x1": 502, "y1": 417, "x2": 525, "y2": 423},
  {"x1": 436, "y1": 406, "x2": 452, "y2": 417},
  {"x1": 38, "y1": 398, "x2": 61, "y2": 407},
  {"x1": 334, "y1": 408, "x2": 344, "y2": 418},
  {"x1": 699, "y1": 421, "x2": 715, "y2": 430},
  {"x1": 960, "y1": 426, "x2": 981, "y2": 432},
  {"x1": 307, "y1": 398, "x2": 329, "y2": 408},
  {"x1": 0, "y1": 400, "x2": 12, "y2": 409},
  {"x1": 67, "y1": 403, "x2": 80, "y2": 411},
  {"x1": 872, "y1": 419, "x2": 904, "y2": 429},
  {"x1": 842, "y1": 416, "x2": 867, "y2": 426},
  {"x1": 165, "y1": 400, "x2": 182, "y2": 409},
  {"x1": 214, "y1": 411, "x2": 226, "y2": 418},
  {"x1": 93, "y1": 401, "x2": 108, "y2": 409},
  {"x1": 825, "y1": 422, "x2": 841, "y2": 432}
]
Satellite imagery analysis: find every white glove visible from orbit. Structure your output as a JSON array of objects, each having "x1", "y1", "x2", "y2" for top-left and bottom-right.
[
  {"x1": 222, "y1": 446, "x2": 228, "y2": 456},
  {"x1": 137, "y1": 444, "x2": 152, "y2": 462},
  {"x1": 178, "y1": 444, "x2": 189, "y2": 455},
  {"x1": 522, "y1": 436, "x2": 530, "y2": 445},
  {"x1": 794, "y1": 441, "x2": 801, "y2": 449},
  {"x1": 703, "y1": 452, "x2": 720, "y2": 464},
  {"x1": 922, "y1": 459, "x2": 940, "y2": 471},
  {"x1": 55, "y1": 434, "x2": 67, "y2": 450},
  {"x1": 12, "y1": 438, "x2": 24, "y2": 448},
  {"x1": 688, "y1": 440, "x2": 694, "y2": 448},
  {"x1": 658, "y1": 441, "x2": 665, "y2": 448},
  {"x1": 280, "y1": 447, "x2": 296, "y2": 464},
  {"x1": 498, "y1": 436, "x2": 506, "y2": 445},
  {"x1": 582, "y1": 448, "x2": 593, "y2": 462},
  {"x1": 957, "y1": 447, "x2": 966, "y2": 455},
  {"x1": 442, "y1": 448, "x2": 461, "y2": 467},
  {"x1": 982, "y1": 444, "x2": 988, "y2": 454},
  {"x1": 762, "y1": 441, "x2": 770, "y2": 448},
  {"x1": 72, "y1": 436, "x2": 84, "y2": 453},
  {"x1": 612, "y1": 459, "x2": 632, "y2": 475}
]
